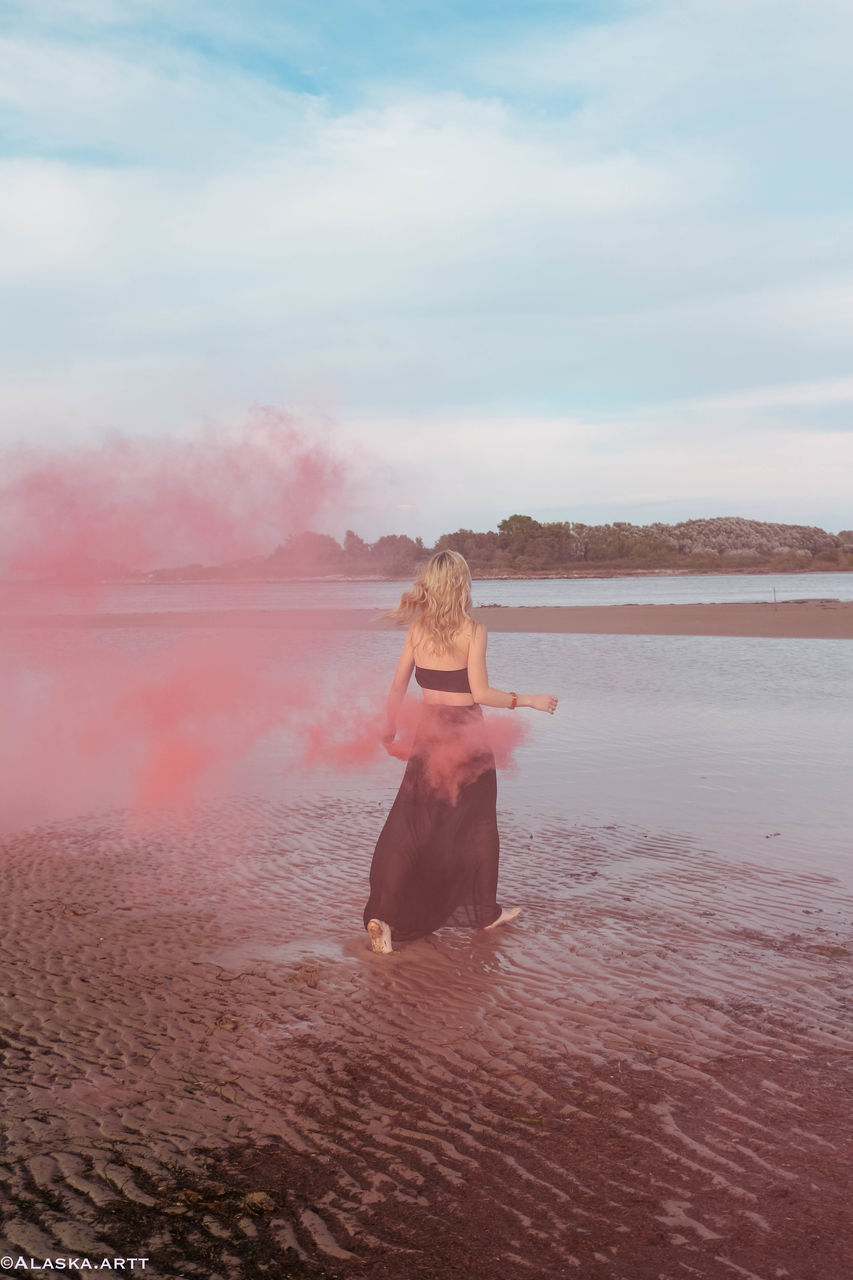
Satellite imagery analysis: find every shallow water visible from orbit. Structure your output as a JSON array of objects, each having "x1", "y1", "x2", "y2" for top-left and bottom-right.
[
  {"x1": 4, "y1": 621, "x2": 851, "y2": 891},
  {"x1": 229, "y1": 628, "x2": 853, "y2": 885},
  {"x1": 494, "y1": 632, "x2": 853, "y2": 883},
  {"x1": 2, "y1": 568, "x2": 852, "y2": 613}
]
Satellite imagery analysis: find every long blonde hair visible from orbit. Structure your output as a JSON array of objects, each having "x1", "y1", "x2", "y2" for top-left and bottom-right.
[{"x1": 386, "y1": 550, "x2": 474, "y2": 655}]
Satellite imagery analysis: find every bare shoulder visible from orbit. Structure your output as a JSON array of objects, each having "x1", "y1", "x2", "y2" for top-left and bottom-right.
[{"x1": 465, "y1": 620, "x2": 487, "y2": 664}]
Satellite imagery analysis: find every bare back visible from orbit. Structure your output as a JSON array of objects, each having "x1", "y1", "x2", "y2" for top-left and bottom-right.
[{"x1": 410, "y1": 619, "x2": 477, "y2": 706}]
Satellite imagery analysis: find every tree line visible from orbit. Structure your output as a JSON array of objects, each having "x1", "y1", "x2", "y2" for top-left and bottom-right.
[{"x1": 145, "y1": 515, "x2": 852, "y2": 581}]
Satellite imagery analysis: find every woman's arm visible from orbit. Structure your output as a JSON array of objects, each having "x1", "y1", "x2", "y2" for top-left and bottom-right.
[
  {"x1": 467, "y1": 623, "x2": 558, "y2": 714},
  {"x1": 382, "y1": 628, "x2": 415, "y2": 745}
]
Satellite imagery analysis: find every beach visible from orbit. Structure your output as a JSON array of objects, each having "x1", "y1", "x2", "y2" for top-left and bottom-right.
[
  {"x1": 2, "y1": 806, "x2": 852, "y2": 1278},
  {"x1": 2, "y1": 604, "x2": 852, "y2": 1278},
  {"x1": 5, "y1": 0, "x2": 852, "y2": 1269},
  {"x1": 6, "y1": 596, "x2": 853, "y2": 639}
]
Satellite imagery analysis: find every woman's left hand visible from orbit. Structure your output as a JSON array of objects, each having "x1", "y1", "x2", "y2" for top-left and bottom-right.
[{"x1": 530, "y1": 693, "x2": 559, "y2": 715}]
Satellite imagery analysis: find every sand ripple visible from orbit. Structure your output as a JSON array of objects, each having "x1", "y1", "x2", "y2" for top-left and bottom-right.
[{"x1": 1, "y1": 799, "x2": 851, "y2": 1278}]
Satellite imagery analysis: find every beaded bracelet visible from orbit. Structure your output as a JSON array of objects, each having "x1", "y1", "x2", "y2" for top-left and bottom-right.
[{"x1": 509, "y1": 691, "x2": 518, "y2": 710}]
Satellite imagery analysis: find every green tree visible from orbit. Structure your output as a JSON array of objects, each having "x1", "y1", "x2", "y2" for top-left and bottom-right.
[{"x1": 370, "y1": 534, "x2": 424, "y2": 576}]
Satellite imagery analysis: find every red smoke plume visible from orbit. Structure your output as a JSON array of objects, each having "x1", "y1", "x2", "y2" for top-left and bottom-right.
[
  {"x1": 0, "y1": 412, "x2": 350, "y2": 826},
  {"x1": 0, "y1": 413, "x2": 526, "y2": 832},
  {"x1": 301, "y1": 697, "x2": 527, "y2": 802},
  {"x1": 0, "y1": 408, "x2": 343, "y2": 589}
]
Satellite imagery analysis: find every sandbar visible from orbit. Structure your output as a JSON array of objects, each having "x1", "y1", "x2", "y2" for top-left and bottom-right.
[
  {"x1": 474, "y1": 598, "x2": 853, "y2": 638},
  {"x1": 5, "y1": 597, "x2": 852, "y2": 637}
]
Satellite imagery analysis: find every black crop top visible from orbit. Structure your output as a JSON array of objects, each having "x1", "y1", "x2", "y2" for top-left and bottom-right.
[{"x1": 414, "y1": 666, "x2": 472, "y2": 694}]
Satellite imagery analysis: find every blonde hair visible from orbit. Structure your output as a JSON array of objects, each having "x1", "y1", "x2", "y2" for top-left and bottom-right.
[{"x1": 386, "y1": 550, "x2": 474, "y2": 654}]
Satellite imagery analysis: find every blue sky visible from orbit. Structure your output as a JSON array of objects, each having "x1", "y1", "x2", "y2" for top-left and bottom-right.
[{"x1": 1, "y1": 0, "x2": 851, "y2": 539}]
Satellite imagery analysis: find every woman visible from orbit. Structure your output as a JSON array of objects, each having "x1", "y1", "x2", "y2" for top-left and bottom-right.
[{"x1": 364, "y1": 550, "x2": 558, "y2": 954}]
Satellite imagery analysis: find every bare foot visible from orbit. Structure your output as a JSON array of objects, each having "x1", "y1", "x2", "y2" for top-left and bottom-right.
[
  {"x1": 366, "y1": 918, "x2": 393, "y2": 953},
  {"x1": 483, "y1": 906, "x2": 522, "y2": 930}
]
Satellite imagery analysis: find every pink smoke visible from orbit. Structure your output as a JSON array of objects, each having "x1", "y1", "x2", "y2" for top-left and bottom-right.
[
  {"x1": 0, "y1": 408, "x2": 344, "y2": 591},
  {"x1": 301, "y1": 697, "x2": 528, "y2": 802},
  {"x1": 0, "y1": 414, "x2": 527, "y2": 832},
  {"x1": 0, "y1": 413, "x2": 349, "y2": 826}
]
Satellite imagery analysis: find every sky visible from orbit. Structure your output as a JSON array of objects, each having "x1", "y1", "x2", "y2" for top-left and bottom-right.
[{"x1": 1, "y1": 0, "x2": 851, "y2": 542}]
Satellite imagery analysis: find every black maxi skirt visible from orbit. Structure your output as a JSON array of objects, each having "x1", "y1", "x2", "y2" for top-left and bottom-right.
[{"x1": 364, "y1": 704, "x2": 502, "y2": 941}]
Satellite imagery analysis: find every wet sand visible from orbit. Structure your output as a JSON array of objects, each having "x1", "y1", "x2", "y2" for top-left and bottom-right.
[
  {"x1": 2, "y1": 800, "x2": 852, "y2": 1278},
  {"x1": 5, "y1": 597, "x2": 852, "y2": 637},
  {"x1": 476, "y1": 598, "x2": 853, "y2": 638}
]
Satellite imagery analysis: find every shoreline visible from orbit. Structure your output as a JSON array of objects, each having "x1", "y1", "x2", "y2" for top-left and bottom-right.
[
  {"x1": 4, "y1": 565, "x2": 853, "y2": 586},
  {"x1": 6, "y1": 598, "x2": 853, "y2": 638}
]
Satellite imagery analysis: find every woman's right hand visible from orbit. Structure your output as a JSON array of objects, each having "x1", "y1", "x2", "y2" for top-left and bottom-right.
[
  {"x1": 530, "y1": 694, "x2": 559, "y2": 715},
  {"x1": 382, "y1": 731, "x2": 410, "y2": 760}
]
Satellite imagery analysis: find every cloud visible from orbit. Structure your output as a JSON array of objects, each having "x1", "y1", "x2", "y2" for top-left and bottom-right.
[
  {"x1": 691, "y1": 376, "x2": 853, "y2": 413},
  {"x1": 471, "y1": 0, "x2": 853, "y2": 148},
  {"x1": 0, "y1": 77, "x2": 731, "y2": 400},
  {"x1": 342, "y1": 405, "x2": 853, "y2": 539},
  {"x1": 0, "y1": 32, "x2": 312, "y2": 165},
  {"x1": 0, "y1": 0, "x2": 850, "y2": 533}
]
